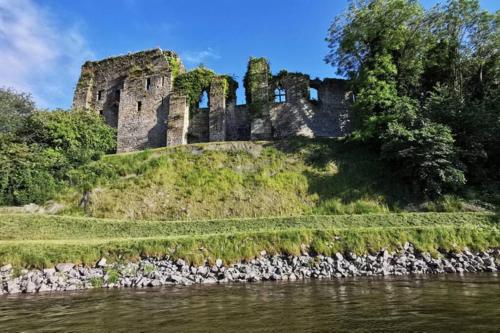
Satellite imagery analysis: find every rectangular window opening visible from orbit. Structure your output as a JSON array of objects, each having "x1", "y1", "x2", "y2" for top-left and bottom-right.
[
  {"x1": 137, "y1": 101, "x2": 142, "y2": 111},
  {"x1": 274, "y1": 87, "x2": 286, "y2": 103},
  {"x1": 97, "y1": 90, "x2": 104, "y2": 101},
  {"x1": 146, "y1": 78, "x2": 151, "y2": 91},
  {"x1": 161, "y1": 76, "x2": 165, "y2": 87}
]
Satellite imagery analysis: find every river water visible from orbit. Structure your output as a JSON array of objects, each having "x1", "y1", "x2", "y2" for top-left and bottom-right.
[{"x1": 1, "y1": 274, "x2": 499, "y2": 332}]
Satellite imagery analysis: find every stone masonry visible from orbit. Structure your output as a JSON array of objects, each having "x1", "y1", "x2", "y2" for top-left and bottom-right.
[{"x1": 73, "y1": 49, "x2": 351, "y2": 153}]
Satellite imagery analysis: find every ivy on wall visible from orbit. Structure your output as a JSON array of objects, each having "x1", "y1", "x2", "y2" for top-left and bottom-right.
[
  {"x1": 243, "y1": 57, "x2": 273, "y2": 119},
  {"x1": 173, "y1": 67, "x2": 238, "y2": 112}
]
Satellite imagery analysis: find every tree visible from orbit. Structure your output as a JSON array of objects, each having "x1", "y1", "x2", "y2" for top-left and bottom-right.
[
  {"x1": 0, "y1": 88, "x2": 35, "y2": 134},
  {"x1": 325, "y1": 0, "x2": 497, "y2": 198},
  {"x1": 381, "y1": 117, "x2": 465, "y2": 197},
  {"x1": 19, "y1": 109, "x2": 116, "y2": 166},
  {"x1": 0, "y1": 138, "x2": 59, "y2": 205},
  {"x1": 422, "y1": 2, "x2": 499, "y2": 181},
  {"x1": 326, "y1": 0, "x2": 429, "y2": 140},
  {"x1": 0, "y1": 109, "x2": 116, "y2": 205}
]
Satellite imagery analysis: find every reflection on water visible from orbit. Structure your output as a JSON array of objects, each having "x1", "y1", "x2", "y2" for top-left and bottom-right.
[{"x1": 0, "y1": 274, "x2": 499, "y2": 332}]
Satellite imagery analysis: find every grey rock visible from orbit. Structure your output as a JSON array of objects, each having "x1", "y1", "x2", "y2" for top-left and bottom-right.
[
  {"x1": 25, "y1": 281, "x2": 37, "y2": 293},
  {"x1": 7, "y1": 280, "x2": 21, "y2": 294},
  {"x1": 38, "y1": 284, "x2": 51, "y2": 293},
  {"x1": 0, "y1": 264, "x2": 12, "y2": 273},
  {"x1": 55, "y1": 263, "x2": 74, "y2": 273},
  {"x1": 96, "y1": 258, "x2": 107, "y2": 268},
  {"x1": 215, "y1": 259, "x2": 223, "y2": 268}
]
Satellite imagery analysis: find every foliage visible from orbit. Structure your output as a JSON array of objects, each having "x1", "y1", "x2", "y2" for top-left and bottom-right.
[
  {"x1": 381, "y1": 118, "x2": 465, "y2": 197},
  {"x1": 0, "y1": 139, "x2": 59, "y2": 205},
  {"x1": 173, "y1": 67, "x2": 238, "y2": 112},
  {"x1": 0, "y1": 212, "x2": 497, "y2": 268},
  {"x1": 219, "y1": 75, "x2": 239, "y2": 103},
  {"x1": 244, "y1": 57, "x2": 273, "y2": 118},
  {"x1": 90, "y1": 276, "x2": 104, "y2": 288},
  {"x1": 326, "y1": 0, "x2": 499, "y2": 198},
  {"x1": 19, "y1": 110, "x2": 116, "y2": 166},
  {"x1": 105, "y1": 269, "x2": 120, "y2": 284},
  {"x1": 0, "y1": 88, "x2": 36, "y2": 134},
  {"x1": 0, "y1": 107, "x2": 116, "y2": 205},
  {"x1": 173, "y1": 66, "x2": 215, "y2": 108},
  {"x1": 164, "y1": 52, "x2": 182, "y2": 79}
]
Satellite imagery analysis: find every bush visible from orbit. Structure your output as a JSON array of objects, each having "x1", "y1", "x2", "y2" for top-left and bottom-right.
[
  {"x1": 0, "y1": 109, "x2": 116, "y2": 206},
  {"x1": 19, "y1": 109, "x2": 116, "y2": 165},
  {"x1": 0, "y1": 140, "x2": 59, "y2": 205},
  {"x1": 0, "y1": 88, "x2": 35, "y2": 134},
  {"x1": 381, "y1": 119, "x2": 466, "y2": 198}
]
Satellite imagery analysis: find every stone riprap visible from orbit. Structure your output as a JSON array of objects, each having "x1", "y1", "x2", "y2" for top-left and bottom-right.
[{"x1": 1, "y1": 244, "x2": 499, "y2": 295}]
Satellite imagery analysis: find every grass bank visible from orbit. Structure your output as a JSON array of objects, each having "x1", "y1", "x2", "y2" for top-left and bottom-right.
[
  {"x1": 0, "y1": 213, "x2": 498, "y2": 268},
  {"x1": 52, "y1": 138, "x2": 494, "y2": 221}
]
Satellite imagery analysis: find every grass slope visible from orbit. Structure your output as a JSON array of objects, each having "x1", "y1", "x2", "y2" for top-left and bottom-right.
[
  {"x1": 56, "y1": 138, "x2": 484, "y2": 221},
  {"x1": 1, "y1": 213, "x2": 498, "y2": 268}
]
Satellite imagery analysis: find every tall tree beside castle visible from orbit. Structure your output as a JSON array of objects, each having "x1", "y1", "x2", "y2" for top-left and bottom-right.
[{"x1": 326, "y1": 0, "x2": 499, "y2": 197}]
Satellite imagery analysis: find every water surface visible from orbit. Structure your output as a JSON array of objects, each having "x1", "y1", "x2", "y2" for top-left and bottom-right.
[{"x1": 1, "y1": 274, "x2": 499, "y2": 332}]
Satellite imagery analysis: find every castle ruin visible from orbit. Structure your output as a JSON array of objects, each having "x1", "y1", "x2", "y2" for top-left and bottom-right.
[{"x1": 73, "y1": 48, "x2": 351, "y2": 152}]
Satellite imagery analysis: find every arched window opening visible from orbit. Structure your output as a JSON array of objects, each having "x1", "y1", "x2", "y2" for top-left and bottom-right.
[
  {"x1": 199, "y1": 90, "x2": 209, "y2": 108},
  {"x1": 309, "y1": 87, "x2": 318, "y2": 101},
  {"x1": 274, "y1": 86, "x2": 286, "y2": 103}
]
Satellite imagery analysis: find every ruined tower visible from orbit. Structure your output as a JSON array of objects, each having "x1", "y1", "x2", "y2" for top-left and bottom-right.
[
  {"x1": 73, "y1": 48, "x2": 184, "y2": 152},
  {"x1": 73, "y1": 49, "x2": 351, "y2": 153}
]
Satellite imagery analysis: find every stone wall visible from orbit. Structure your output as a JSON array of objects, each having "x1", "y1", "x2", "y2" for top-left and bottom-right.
[
  {"x1": 310, "y1": 78, "x2": 351, "y2": 136},
  {"x1": 208, "y1": 77, "x2": 227, "y2": 142},
  {"x1": 226, "y1": 105, "x2": 250, "y2": 141},
  {"x1": 188, "y1": 108, "x2": 209, "y2": 143},
  {"x1": 73, "y1": 48, "x2": 183, "y2": 152},
  {"x1": 269, "y1": 73, "x2": 350, "y2": 139},
  {"x1": 73, "y1": 50, "x2": 351, "y2": 152},
  {"x1": 166, "y1": 94, "x2": 189, "y2": 146},
  {"x1": 245, "y1": 58, "x2": 273, "y2": 140}
]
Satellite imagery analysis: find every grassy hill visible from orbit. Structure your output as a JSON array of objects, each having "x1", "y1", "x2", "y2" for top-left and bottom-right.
[
  {"x1": 53, "y1": 138, "x2": 483, "y2": 221},
  {"x1": 0, "y1": 138, "x2": 498, "y2": 267}
]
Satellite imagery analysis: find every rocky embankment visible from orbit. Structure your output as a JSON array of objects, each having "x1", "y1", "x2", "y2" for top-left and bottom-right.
[{"x1": 1, "y1": 244, "x2": 499, "y2": 295}]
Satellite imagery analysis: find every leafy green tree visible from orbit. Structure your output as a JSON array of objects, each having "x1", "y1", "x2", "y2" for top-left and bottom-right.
[
  {"x1": 381, "y1": 117, "x2": 465, "y2": 197},
  {"x1": 326, "y1": 0, "x2": 429, "y2": 140},
  {"x1": 0, "y1": 88, "x2": 35, "y2": 134},
  {"x1": 0, "y1": 109, "x2": 116, "y2": 205},
  {"x1": 325, "y1": 0, "x2": 498, "y2": 197},
  {"x1": 19, "y1": 109, "x2": 116, "y2": 166},
  {"x1": 422, "y1": 2, "x2": 499, "y2": 181},
  {"x1": 0, "y1": 139, "x2": 59, "y2": 205}
]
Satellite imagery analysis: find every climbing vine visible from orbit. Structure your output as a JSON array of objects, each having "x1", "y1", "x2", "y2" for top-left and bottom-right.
[
  {"x1": 173, "y1": 66, "x2": 216, "y2": 108},
  {"x1": 220, "y1": 75, "x2": 238, "y2": 103},
  {"x1": 243, "y1": 57, "x2": 273, "y2": 119},
  {"x1": 164, "y1": 52, "x2": 182, "y2": 80},
  {"x1": 173, "y1": 67, "x2": 238, "y2": 111}
]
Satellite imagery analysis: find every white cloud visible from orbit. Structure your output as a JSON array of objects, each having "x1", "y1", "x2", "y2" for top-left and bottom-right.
[
  {"x1": 0, "y1": 0, "x2": 93, "y2": 108},
  {"x1": 182, "y1": 48, "x2": 220, "y2": 65}
]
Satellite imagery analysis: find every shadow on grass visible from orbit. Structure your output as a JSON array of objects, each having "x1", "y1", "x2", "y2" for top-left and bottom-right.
[{"x1": 270, "y1": 137, "x2": 413, "y2": 211}]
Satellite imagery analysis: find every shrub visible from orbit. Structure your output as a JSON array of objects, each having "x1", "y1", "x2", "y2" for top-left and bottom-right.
[{"x1": 381, "y1": 119, "x2": 466, "y2": 198}]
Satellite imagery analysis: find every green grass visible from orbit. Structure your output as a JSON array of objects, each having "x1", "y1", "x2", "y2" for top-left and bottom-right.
[
  {"x1": 54, "y1": 138, "x2": 416, "y2": 220},
  {"x1": 0, "y1": 212, "x2": 498, "y2": 268}
]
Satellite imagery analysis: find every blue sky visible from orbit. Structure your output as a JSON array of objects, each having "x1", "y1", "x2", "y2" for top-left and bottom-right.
[{"x1": 0, "y1": 0, "x2": 498, "y2": 109}]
